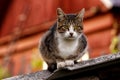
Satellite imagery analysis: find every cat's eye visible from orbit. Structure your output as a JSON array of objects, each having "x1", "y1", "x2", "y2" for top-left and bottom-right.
[
  {"x1": 75, "y1": 26, "x2": 82, "y2": 30},
  {"x1": 61, "y1": 27, "x2": 66, "y2": 30},
  {"x1": 74, "y1": 26, "x2": 77, "y2": 30},
  {"x1": 62, "y1": 25, "x2": 69, "y2": 30},
  {"x1": 63, "y1": 25, "x2": 68, "y2": 28},
  {"x1": 74, "y1": 26, "x2": 79, "y2": 30},
  {"x1": 58, "y1": 26, "x2": 66, "y2": 33},
  {"x1": 74, "y1": 26, "x2": 83, "y2": 33}
]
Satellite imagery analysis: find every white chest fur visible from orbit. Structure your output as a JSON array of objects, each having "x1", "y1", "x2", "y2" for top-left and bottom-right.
[{"x1": 58, "y1": 39, "x2": 79, "y2": 59}]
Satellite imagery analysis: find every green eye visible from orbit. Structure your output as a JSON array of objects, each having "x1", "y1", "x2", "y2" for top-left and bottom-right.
[
  {"x1": 61, "y1": 26, "x2": 66, "y2": 30},
  {"x1": 74, "y1": 26, "x2": 78, "y2": 30},
  {"x1": 58, "y1": 26, "x2": 66, "y2": 33},
  {"x1": 74, "y1": 26, "x2": 83, "y2": 33},
  {"x1": 63, "y1": 25, "x2": 68, "y2": 28}
]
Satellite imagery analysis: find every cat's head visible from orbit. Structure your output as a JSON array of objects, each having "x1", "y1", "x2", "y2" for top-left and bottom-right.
[{"x1": 56, "y1": 8, "x2": 85, "y2": 40}]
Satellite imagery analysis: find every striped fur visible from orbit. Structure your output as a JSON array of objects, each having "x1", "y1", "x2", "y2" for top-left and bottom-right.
[{"x1": 39, "y1": 8, "x2": 87, "y2": 72}]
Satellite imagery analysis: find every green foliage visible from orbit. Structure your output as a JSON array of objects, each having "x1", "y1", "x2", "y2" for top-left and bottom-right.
[
  {"x1": 0, "y1": 65, "x2": 11, "y2": 79},
  {"x1": 31, "y1": 57, "x2": 43, "y2": 70},
  {"x1": 31, "y1": 48, "x2": 43, "y2": 71},
  {"x1": 110, "y1": 36, "x2": 119, "y2": 53}
]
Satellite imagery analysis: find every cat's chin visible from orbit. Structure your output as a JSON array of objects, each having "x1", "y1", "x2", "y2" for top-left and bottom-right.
[{"x1": 64, "y1": 37, "x2": 77, "y2": 41}]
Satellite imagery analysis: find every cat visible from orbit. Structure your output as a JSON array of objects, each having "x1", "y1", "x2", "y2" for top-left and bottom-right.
[{"x1": 39, "y1": 8, "x2": 88, "y2": 72}]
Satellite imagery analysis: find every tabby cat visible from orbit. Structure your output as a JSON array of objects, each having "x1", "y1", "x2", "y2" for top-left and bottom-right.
[{"x1": 39, "y1": 8, "x2": 88, "y2": 72}]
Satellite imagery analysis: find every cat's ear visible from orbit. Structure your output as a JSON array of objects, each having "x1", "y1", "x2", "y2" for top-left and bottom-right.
[
  {"x1": 76, "y1": 8, "x2": 85, "y2": 22},
  {"x1": 57, "y1": 8, "x2": 66, "y2": 21}
]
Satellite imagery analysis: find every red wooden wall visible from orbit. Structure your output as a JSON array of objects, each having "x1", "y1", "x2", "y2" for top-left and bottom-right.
[{"x1": 0, "y1": 0, "x2": 115, "y2": 77}]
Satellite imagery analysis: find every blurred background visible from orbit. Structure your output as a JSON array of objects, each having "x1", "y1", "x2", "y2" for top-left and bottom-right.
[{"x1": 0, "y1": 0, "x2": 120, "y2": 79}]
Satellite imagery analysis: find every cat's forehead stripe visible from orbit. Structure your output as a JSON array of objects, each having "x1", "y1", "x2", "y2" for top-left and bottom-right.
[{"x1": 66, "y1": 14, "x2": 76, "y2": 19}]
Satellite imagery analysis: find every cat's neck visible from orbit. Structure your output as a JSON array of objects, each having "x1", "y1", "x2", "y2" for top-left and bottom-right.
[
  {"x1": 57, "y1": 35, "x2": 80, "y2": 51},
  {"x1": 57, "y1": 37, "x2": 79, "y2": 59}
]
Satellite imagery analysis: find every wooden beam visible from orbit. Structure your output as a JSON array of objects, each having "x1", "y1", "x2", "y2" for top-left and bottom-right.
[
  {"x1": 0, "y1": 32, "x2": 43, "y2": 58},
  {"x1": 0, "y1": 13, "x2": 114, "y2": 58},
  {"x1": 84, "y1": 13, "x2": 114, "y2": 34},
  {"x1": 0, "y1": 13, "x2": 114, "y2": 46},
  {"x1": 0, "y1": 20, "x2": 55, "y2": 45}
]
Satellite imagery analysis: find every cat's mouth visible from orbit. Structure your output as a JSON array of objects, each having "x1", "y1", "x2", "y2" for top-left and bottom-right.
[{"x1": 65, "y1": 36, "x2": 76, "y2": 40}]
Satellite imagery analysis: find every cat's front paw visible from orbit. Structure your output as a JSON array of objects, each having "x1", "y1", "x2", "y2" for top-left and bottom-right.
[
  {"x1": 57, "y1": 62, "x2": 66, "y2": 69},
  {"x1": 57, "y1": 60, "x2": 74, "y2": 69},
  {"x1": 65, "y1": 60, "x2": 74, "y2": 66}
]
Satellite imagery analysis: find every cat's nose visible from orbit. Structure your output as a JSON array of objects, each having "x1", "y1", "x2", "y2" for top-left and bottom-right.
[{"x1": 70, "y1": 33, "x2": 73, "y2": 36}]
